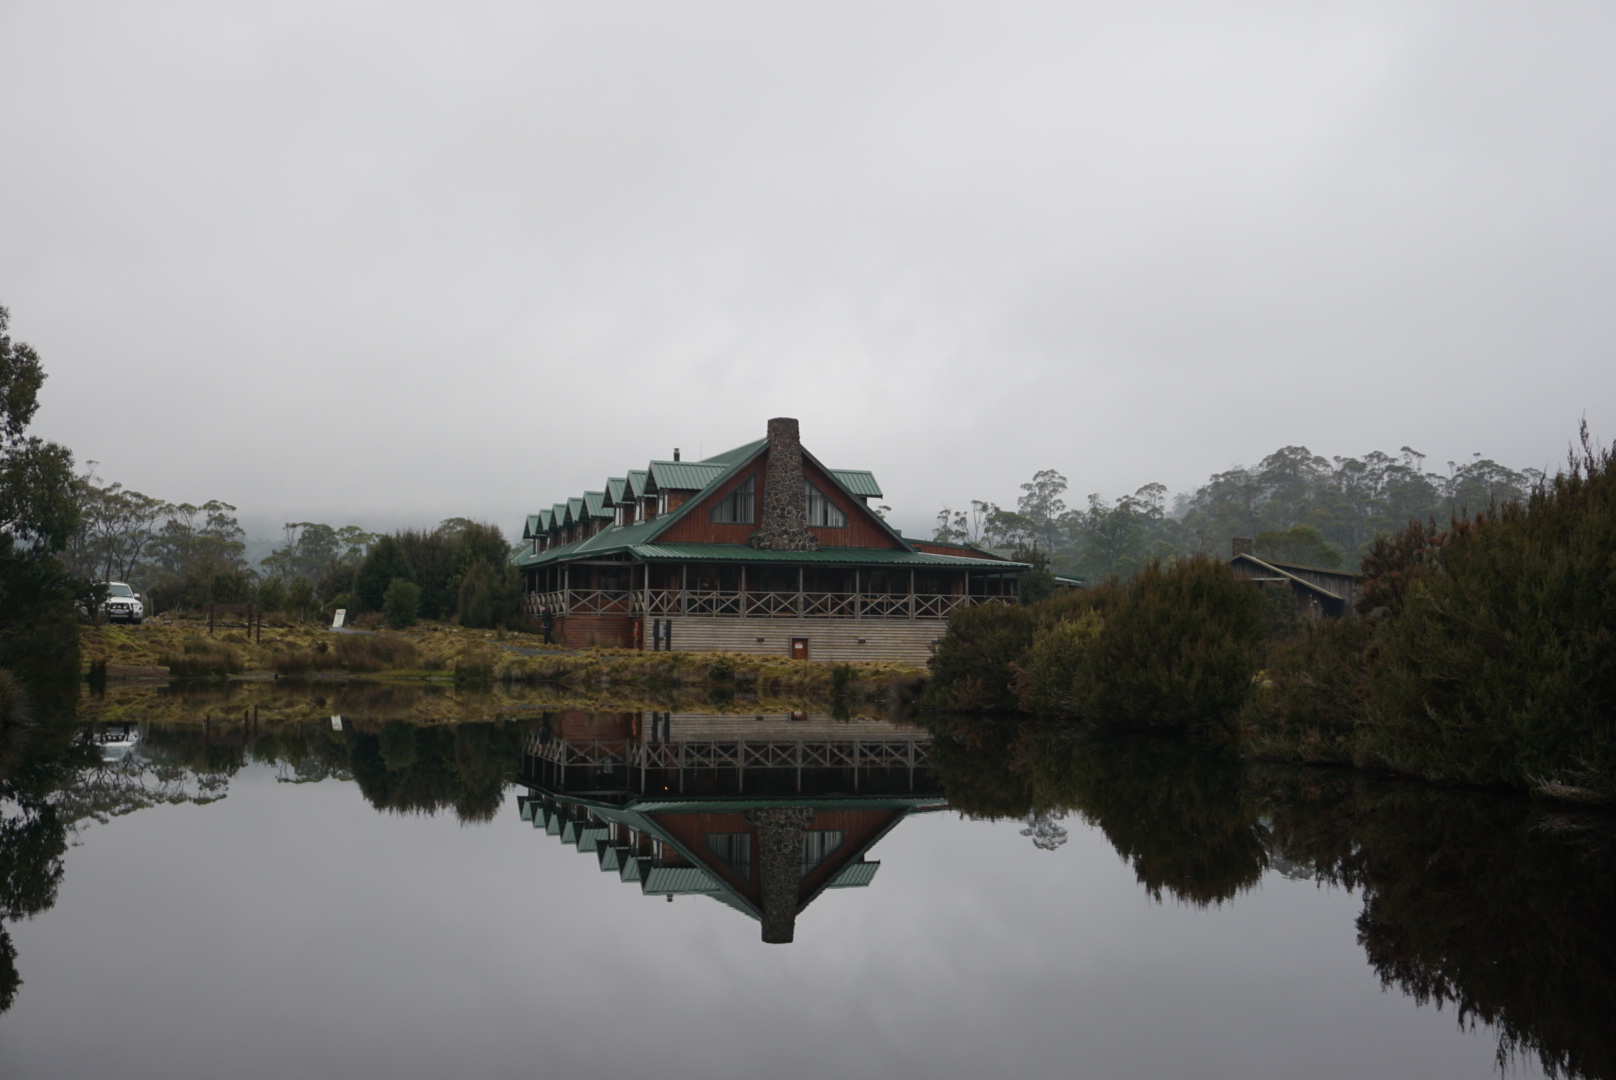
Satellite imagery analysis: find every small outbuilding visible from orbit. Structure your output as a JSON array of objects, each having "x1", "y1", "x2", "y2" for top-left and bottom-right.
[{"x1": 1227, "y1": 537, "x2": 1361, "y2": 619}]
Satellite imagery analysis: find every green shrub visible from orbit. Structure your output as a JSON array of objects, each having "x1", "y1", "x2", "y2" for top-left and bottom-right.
[
  {"x1": 355, "y1": 537, "x2": 412, "y2": 612},
  {"x1": 922, "y1": 602, "x2": 1043, "y2": 712},
  {"x1": 455, "y1": 559, "x2": 495, "y2": 628},
  {"x1": 382, "y1": 578, "x2": 420, "y2": 629},
  {"x1": 1008, "y1": 557, "x2": 1265, "y2": 727},
  {"x1": 1360, "y1": 431, "x2": 1616, "y2": 791},
  {"x1": 286, "y1": 578, "x2": 315, "y2": 622},
  {"x1": 1241, "y1": 615, "x2": 1375, "y2": 763},
  {"x1": 256, "y1": 577, "x2": 288, "y2": 614}
]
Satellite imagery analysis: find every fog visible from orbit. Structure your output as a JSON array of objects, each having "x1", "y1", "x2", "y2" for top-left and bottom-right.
[{"x1": 2, "y1": 1, "x2": 1612, "y2": 541}]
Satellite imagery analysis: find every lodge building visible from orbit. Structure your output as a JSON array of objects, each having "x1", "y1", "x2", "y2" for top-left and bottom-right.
[{"x1": 517, "y1": 417, "x2": 1027, "y2": 663}]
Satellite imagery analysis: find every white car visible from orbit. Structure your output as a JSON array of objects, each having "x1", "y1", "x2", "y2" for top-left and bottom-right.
[{"x1": 100, "y1": 582, "x2": 145, "y2": 624}]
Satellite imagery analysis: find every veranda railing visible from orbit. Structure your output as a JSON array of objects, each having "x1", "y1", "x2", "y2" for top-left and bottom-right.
[{"x1": 524, "y1": 588, "x2": 1015, "y2": 619}]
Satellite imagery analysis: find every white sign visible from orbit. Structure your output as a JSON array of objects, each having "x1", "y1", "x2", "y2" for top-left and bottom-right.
[
  {"x1": 331, "y1": 608, "x2": 347, "y2": 629},
  {"x1": 330, "y1": 715, "x2": 344, "y2": 731}
]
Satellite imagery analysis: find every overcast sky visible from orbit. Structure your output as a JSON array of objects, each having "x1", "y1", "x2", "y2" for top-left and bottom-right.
[{"x1": 3, "y1": 1, "x2": 1612, "y2": 542}]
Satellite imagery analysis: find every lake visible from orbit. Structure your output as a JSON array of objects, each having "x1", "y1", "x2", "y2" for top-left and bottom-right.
[{"x1": 1, "y1": 681, "x2": 1610, "y2": 1080}]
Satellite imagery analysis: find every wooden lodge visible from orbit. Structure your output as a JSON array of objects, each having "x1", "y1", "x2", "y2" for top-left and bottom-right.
[
  {"x1": 517, "y1": 417, "x2": 1027, "y2": 662},
  {"x1": 1227, "y1": 537, "x2": 1363, "y2": 619},
  {"x1": 517, "y1": 709, "x2": 946, "y2": 944}
]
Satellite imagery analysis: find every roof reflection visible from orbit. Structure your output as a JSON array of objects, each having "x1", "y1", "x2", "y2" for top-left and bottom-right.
[{"x1": 518, "y1": 710, "x2": 945, "y2": 943}]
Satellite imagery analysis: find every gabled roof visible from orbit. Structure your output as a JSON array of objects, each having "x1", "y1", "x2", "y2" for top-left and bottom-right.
[
  {"x1": 625, "y1": 470, "x2": 650, "y2": 500},
  {"x1": 830, "y1": 469, "x2": 883, "y2": 499},
  {"x1": 523, "y1": 514, "x2": 542, "y2": 540},
  {"x1": 1230, "y1": 552, "x2": 1345, "y2": 601},
  {"x1": 537, "y1": 508, "x2": 553, "y2": 533},
  {"x1": 604, "y1": 477, "x2": 628, "y2": 507},
  {"x1": 699, "y1": 438, "x2": 768, "y2": 466},
  {"x1": 583, "y1": 491, "x2": 609, "y2": 520},
  {"x1": 551, "y1": 503, "x2": 568, "y2": 529},
  {"x1": 647, "y1": 459, "x2": 727, "y2": 492},
  {"x1": 566, "y1": 496, "x2": 585, "y2": 524}
]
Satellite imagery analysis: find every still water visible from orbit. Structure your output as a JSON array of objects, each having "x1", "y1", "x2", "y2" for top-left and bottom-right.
[{"x1": 1, "y1": 682, "x2": 1610, "y2": 1080}]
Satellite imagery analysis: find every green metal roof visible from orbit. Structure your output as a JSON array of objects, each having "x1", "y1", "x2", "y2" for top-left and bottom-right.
[
  {"x1": 699, "y1": 438, "x2": 768, "y2": 466},
  {"x1": 826, "y1": 861, "x2": 880, "y2": 888},
  {"x1": 641, "y1": 866, "x2": 723, "y2": 895},
  {"x1": 830, "y1": 469, "x2": 883, "y2": 499},
  {"x1": 583, "y1": 491, "x2": 609, "y2": 519},
  {"x1": 523, "y1": 514, "x2": 541, "y2": 539},
  {"x1": 604, "y1": 477, "x2": 627, "y2": 506},
  {"x1": 566, "y1": 496, "x2": 584, "y2": 524},
  {"x1": 625, "y1": 470, "x2": 650, "y2": 499},
  {"x1": 648, "y1": 460, "x2": 728, "y2": 491},
  {"x1": 627, "y1": 543, "x2": 1027, "y2": 569},
  {"x1": 551, "y1": 502, "x2": 568, "y2": 529}
]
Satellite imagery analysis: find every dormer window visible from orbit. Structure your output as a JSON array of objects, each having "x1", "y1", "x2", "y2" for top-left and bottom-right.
[
  {"x1": 805, "y1": 481, "x2": 846, "y2": 528},
  {"x1": 709, "y1": 476, "x2": 756, "y2": 524}
]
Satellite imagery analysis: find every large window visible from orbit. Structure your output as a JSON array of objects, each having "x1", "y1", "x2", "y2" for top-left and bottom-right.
[
  {"x1": 800, "y1": 830, "x2": 845, "y2": 878},
  {"x1": 709, "y1": 475, "x2": 756, "y2": 524},
  {"x1": 706, "y1": 833, "x2": 752, "y2": 881},
  {"x1": 804, "y1": 481, "x2": 847, "y2": 527}
]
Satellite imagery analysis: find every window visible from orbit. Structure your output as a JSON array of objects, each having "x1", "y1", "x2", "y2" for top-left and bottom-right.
[
  {"x1": 706, "y1": 833, "x2": 752, "y2": 881},
  {"x1": 709, "y1": 475, "x2": 756, "y2": 524},
  {"x1": 800, "y1": 830, "x2": 844, "y2": 878},
  {"x1": 804, "y1": 481, "x2": 847, "y2": 527}
]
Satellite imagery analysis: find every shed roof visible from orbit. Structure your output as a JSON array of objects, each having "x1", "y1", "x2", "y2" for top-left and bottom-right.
[
  {"x1": 648, "y1": 460, "x2": 728, "y2": 492},
  {"x1": 830, "y1": 469, "x2": 883, "y2": 499},
  {"x1": 1231, "y1": 553, "x2": 1344, "y2": 601}
]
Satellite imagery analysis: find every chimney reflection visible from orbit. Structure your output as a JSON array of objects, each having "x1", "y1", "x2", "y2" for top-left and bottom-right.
[{"x1": 517, "y1": 710, "x2": 944, "y2": 944}]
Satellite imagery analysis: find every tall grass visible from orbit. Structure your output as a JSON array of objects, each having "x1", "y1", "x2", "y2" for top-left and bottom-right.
[{"x1": 159, "y1": 639, "x2": 243, "y2": 678}]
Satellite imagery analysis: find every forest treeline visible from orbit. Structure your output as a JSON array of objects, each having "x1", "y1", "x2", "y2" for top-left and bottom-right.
[
  {"x1": 937, "y1": 445, "x2": 1542, "y2": 581},
  {"x1": 925, "y1": 425, "x2": 1615, "y2": 798}
]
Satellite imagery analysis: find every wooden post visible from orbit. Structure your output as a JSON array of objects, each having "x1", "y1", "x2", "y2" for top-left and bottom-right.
[
  {"x1": 563, "y1": 565, "x2": 570, "y2": 615},
  {"x1": 797, "y1": 566, "x2": 804, "y2": 617},
  {"x1": 680, "y1": 564, "x2": 688, "y2": 616},
  {"x1": 854, "y1": 568, "x2": 861, "y2": 619},
  {"x1": 909, "y1": 569, "x2": 916, "y2": 620},
  {"x1": 740, "y1": 565, "x2": 747, "y2": 619}
]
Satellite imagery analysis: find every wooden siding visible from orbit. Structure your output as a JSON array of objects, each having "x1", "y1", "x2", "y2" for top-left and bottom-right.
[
  {"x1": 554, "y1": 614, "x2": 637, "y2": 649},
  {"x1": 660, "y1": 616, "x2": 944, "y2": 664},
  {"x1": 652, "y1": 807, "x2": 899, "y2": 905},
  {"x1": 653, "y1": 453, "x2": 904, "y2": 550}
]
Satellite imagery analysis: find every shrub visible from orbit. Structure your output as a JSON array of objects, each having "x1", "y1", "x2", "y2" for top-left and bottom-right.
[
  {"x1": 382, "y1": 578, "x2": 420, "y2": 629},
  {"x1": 922, "y1": 602, "x2": 1043, "y2": 712},
  {"x1": 456, "y1": 559, "x2": 495, "y2": 628},
  {"x1": 256, "y1": 577, "x2": 288, "y2": 614},
  {"x1": 1360, "y1": 429, "x2": 1616, "y2": 791},
  {"x1": 355, "y1": 537, "x2": 412, "y2": 612},
  {"x1": 286, "y1": 578, "x2": 315, "y2": 622},
  {"x1": 1011, "y1": 557, "x2": 1265, "y2": 727}
]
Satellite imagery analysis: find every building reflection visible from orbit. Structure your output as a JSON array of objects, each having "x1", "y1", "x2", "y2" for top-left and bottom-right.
[{"x1": 518, "y1": 710, "x2": 944, "y2": 944}]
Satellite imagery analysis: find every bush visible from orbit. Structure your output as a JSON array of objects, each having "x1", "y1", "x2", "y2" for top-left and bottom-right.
[
  {"x1": 256, "y1": 577, "x2": 288, "y2": 614},
  {"x1": 1361, "y1": 430, "x2": 1616, "y2": 791},
  {"x1": 382, "y1": 578, "x2": 420, "y2": 629},
  {"x1": 1014, "y1": 557, "x2": 1266, "y2": 728},
  {"x1": 355, "y1": 537, "x2": 412, "y2": 612},
  {"x1": 922, "y1": 602, "x2": 1043, "y2": 712},
  {"x1": 286, "y1": 578, "x2": 315, "y2": 622},
  {"x1": 456, "y1": 559, "x2": 496, "y2": 628}
]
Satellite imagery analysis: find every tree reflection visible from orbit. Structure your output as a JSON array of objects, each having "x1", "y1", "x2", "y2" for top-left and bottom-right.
[
  {"x1": 927, "y1": 713, "x2": 1616, "y2": 1079},
  {"x1": 926, "y1": 714, "x2": 1267, "y2": 905}
]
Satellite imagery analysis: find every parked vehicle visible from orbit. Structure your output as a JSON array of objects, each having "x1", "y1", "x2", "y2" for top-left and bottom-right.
[{"x1": 99, "y1": 582, "x2": 144, "y2": 624}]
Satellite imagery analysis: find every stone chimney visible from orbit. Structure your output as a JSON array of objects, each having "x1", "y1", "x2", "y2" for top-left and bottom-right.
[
  {"x1": 746, "y1": 806, "x2": 816, "y2": 944},
  {"x1": 1232, "y1": 536, "x2": 1254, "y2": 558},
  {"x1": 749, "y1": 417, "x2": 820, "y2": 552}
]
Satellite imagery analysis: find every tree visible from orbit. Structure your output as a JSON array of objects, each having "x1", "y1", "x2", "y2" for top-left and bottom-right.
[
  {"x1": 382, "y1": 578, "x2": 420, "y2": 629},
  {"x1": 0, "y1": 306, "x2": 81, "y2": 677},
  {"x1": 355, "y1": 536, "x2": 412, "y2": 612}
]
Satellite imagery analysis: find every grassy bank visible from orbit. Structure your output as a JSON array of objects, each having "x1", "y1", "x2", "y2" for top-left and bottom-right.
[{"x1": 78, "y1": 619, "x2": 928, "y2": 707}]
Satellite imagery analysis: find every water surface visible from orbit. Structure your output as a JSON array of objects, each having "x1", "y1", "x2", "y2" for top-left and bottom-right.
[{"x1": 1, "y1": 683, "x2": 1609, "y2": 1079}]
